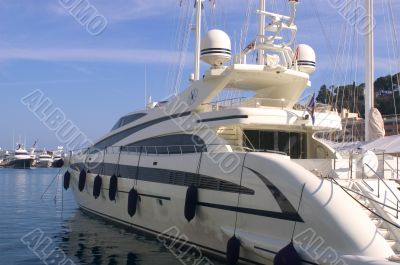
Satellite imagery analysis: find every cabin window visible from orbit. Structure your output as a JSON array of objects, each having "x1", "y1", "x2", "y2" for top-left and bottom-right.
[
  {"x1": 243, "y1": 130, "x2": 306, "y2": 159},
  {"x1": 111, "y1": 113, "x2": 147, "y2": 131},
  {"x1": 126, "y1": 134, "x2": 206, "y2": 154}
]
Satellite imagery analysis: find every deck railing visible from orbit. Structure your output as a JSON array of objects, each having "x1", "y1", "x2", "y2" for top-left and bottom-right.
[
  {"x1": 68, "y1": 144, "x2": 254, "y2": 158},
  {"x1": 364, "y1": 163, "x2": 400, "y2": 218},
  {"x1": 201, "y1": 97, "x2": 288, "y2": 110}
]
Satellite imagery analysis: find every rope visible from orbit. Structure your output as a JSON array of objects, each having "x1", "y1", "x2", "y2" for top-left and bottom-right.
[
  {"x1": 135, "y1": 146, "x2": 143, "y2": 187},
  {"x1": 114, "y1": 147, "x2": 122, "y2": 176},
  {"x1": 310, "y1": 0, "x2": 335, "y2": 71},
  {"x1": 239, "y1": 0, "x2": 254, "y2": 52},
  {"x1": 61, "y1": 173, "x2": 64, "y2": 214},
  {"x1": 40, "y1": 167, "x2": 64, "y2": 200},
  {"x1": 53, "y1": 171, "x2": 60, "y2": 203},
  {"x1": 291, "y1": 183, "x2": 306, "y2": 242},
  {"x1": 233, "y1": 153, "x2": 249, "y2": 236},
  {"x1": 209, "y1": 0, "x2": 217, "y2": 28},
  {"x1": 383, "y1": 0, "x2": 399, "y2": 133},
  {"x1": 173, "y1": 7, "x2": 195, "y2": 94},
  {"x1": 331, "y1": 19, "x2": 347, "y2": 109},
  {"x1": 196, "y1": 151, "x2": 203, "y2": 184},
  {"x1": 100, "y1": 148, "x2": 106, "y2": 175},
  {"x1": 388, "y1": 0, "x2": 400, "y2": 82}
]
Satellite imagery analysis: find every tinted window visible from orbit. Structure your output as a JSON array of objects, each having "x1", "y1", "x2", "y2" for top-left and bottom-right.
[
  {"x1": 96, "y1": 112, "x2": 191, "y2": 149},
  {"x1": 127, "y1": 134, "x2": 206, "y2": 154},
  {"x1": 111, "y1": 113, "x2": 147, "y2": 131},
  {"x1": 244, "y1": 130, "x2": 306, "y2": 159}
]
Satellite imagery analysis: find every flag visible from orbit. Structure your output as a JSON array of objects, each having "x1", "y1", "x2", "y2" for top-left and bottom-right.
[
  {"x1": 306, "y1": 93, "x2": 316, "y2": 125},
  {"x1": 243, "y1": 40, "x2": 256, "y2": 53}
]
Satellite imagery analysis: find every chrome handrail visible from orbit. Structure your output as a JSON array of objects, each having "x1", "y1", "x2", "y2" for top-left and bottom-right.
[
  {"x1": 201, "y1": 96, "x2": 288, "y2": 110},
  {"x1": 68, "y1": 144, "x2": 294, "y2": 159},
  {"x1": 329, "y1": 177, "x2": 400, "y2": 229},
  {"x1": 384, "y1": 158, "x2": 400, "y2": 179},
  {"x1": 364, "y1": 163, "x2": 400, "y2": 218},
  {"x1": 329, "y1": 177, "x2": 400, "y2": 214}
]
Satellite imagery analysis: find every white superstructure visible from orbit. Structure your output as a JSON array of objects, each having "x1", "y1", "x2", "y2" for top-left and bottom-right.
[{"x1": 37, "y1": 149, "x2": 53, "y2": 168}]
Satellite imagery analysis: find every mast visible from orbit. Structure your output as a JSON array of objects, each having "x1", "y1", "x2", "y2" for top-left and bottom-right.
[
  {"x1": 194, "y1": 0, "x2": 202, "y2": 81},
  {"x1": 257, "y1": 0, "x2": 266, "y2": 65},
  {"x1": 365, "y1": 0, "x2": 374, "y2": 141}
]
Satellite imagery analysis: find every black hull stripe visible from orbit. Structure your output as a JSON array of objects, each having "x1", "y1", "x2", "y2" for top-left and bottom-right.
[
  {"x1": 83, "y1": 184, "x2": 298, "y2": 221},
  {"x1": 96, "y1": 186, "x2": 171, "y2": 201},
  {"x1": 198, "y1": 202, "x2": 303, "y2": 222},
  {"x1": 79, "y1": 205, "x2": 265, "y2": 265},
  {"x1": 71, "y1": 165, "x2": 302, "y2": 221},
  {"x1": 246, "y1": 168, "x2": 303, "y2": 223},
  {"x1": 72, "y1": 162, "x2": 255, "y2": 195},
  {"x1": 197, "y1": 115, "x2": 248, "y2": 123}
]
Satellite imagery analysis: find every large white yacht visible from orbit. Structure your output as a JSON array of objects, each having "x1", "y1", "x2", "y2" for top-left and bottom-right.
[
  {"x1": 37, "y1": 149, "x2": 53, "y2": 168},
  {"x1": 52, "y1": 146, "x2": 64, "y2": 168},
  {"x1": 7, "y1": 144, "x2": 34, "y2": 169},
  {"x1": 65, "y1": 1, "x2": 400, "y2": 264}
]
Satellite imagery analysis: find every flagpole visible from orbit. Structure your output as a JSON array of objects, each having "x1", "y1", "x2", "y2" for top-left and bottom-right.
[
  {"x1": 365, "y1": 0, "x2": 374, "y2": 141},
  {"x1": 257, "y1": 0, "x2": 265, "y2": 65},
  {"x1": 194, "y1": 0, "x2": 202, "y2": 81}
]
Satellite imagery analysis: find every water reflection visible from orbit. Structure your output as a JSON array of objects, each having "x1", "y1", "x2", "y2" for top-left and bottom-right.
[
  {"x1": 59, "y1": 211, "x2": 185, "y2": 265},
  {"x1": 0, "y1": 168, "x2": 224, "y2": 265}
]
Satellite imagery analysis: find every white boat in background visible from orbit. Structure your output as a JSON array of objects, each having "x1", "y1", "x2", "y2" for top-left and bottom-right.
[
  {"x1": 0, "y1": 150, "x2": 11, "y2": 167},
  {"x1": 37, "y1": 149, "x2": 53, "y2": 168},
  {"x1": 29, "y1": 140, "x2": 37, "y2": 167},
  {"x1": 7, "y1": 144, "x2": 34, "y2": 169},
  {"x1": 52, "y1": 146, "x2": 64, "y2": 168},
  {"x1": 64, "y1": 1, "x2": 400, "y2": 264}
]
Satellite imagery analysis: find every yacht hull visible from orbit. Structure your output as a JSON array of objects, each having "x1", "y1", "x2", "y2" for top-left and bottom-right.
[
  {"x1": 7, "y1": 158, "x2": 34, "y2": 169},
  {"x1": 67, "y1": 151, "x2": 397, "y2": 265},
  {"x1": 37, "y1": 160, "x2": 53, "y2": 168},
  {"x1": 52, "y1": 159, "x2": 64, "y2": 168}
]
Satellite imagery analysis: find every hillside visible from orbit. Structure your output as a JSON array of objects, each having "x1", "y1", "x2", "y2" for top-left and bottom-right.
[{"x1": 316, "y1": 73, "x2": 400, "y2": 118}]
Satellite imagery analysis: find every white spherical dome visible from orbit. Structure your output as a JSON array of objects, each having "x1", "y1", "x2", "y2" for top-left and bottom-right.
[
  {"x1": 201, "y1": 29, "x2": 231, "y2": 66},
  {"x1": 296, "y1": 44, "x2": 316, "y2": 74}
]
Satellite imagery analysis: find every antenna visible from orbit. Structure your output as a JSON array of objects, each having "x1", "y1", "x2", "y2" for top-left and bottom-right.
[
  {"x1": 364, "y1": 0, "x2": 374, "y2": 141},
  {"x1": 144, "y1": 64, "x2": 147, "y2": 108},
  {"x1": 257, "y1": 0, "x2": 266, "y2": 65},
  {"x1": 194, "y1": 0, "x2": 203, "y2": 80}
]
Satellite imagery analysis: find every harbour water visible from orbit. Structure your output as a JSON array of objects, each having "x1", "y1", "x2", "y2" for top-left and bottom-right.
[{"x1": 0, "y1": 168, "x2": 224, "y2": 265}]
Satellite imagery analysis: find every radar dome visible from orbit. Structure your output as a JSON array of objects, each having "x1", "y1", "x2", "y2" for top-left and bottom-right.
[
  {"x1": 296, "y1": 44, "x2": 316, "y2": 74},
  {"x1": 201, "y1": 29, "x2": 231, "y2": 66}
]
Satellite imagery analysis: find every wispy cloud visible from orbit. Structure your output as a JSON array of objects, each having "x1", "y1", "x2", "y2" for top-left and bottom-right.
[
  {"x1": 47, "y1": 0, "x2": 184, "y2": 22},
  {"x1": 0, "y1": 47, "x2": 190, "y2": 64}
]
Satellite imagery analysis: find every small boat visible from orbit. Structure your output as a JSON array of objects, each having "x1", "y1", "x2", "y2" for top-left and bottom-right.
[{"x1": 0, "y1": 150, "x2": 11, "y2": 168}]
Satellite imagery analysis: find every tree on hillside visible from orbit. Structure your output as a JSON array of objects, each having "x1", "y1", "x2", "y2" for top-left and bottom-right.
[{"x1": 316, "y1": 72, "x2": 400, "y2": 118}]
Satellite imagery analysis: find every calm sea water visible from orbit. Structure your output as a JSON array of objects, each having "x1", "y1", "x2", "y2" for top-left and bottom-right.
[{"x1": 0, "y1": 168, "x2": 224, "y2": 265}]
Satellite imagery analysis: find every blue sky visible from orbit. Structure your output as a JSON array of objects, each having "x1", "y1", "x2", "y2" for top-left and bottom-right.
[{"x1": 0, "y1": 0, "x2": 399, "y2": 150}]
